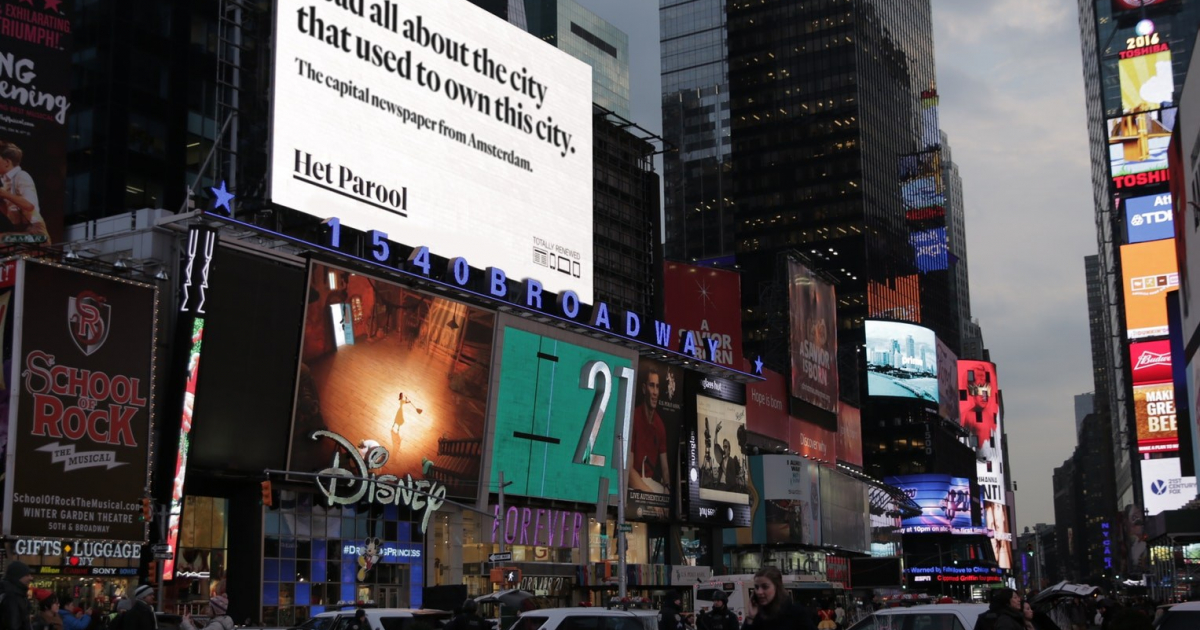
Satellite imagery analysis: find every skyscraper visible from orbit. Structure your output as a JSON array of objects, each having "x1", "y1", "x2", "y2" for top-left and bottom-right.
[{"x1": 1077, "y1": 0, "x2": 1200, "y2": 520}]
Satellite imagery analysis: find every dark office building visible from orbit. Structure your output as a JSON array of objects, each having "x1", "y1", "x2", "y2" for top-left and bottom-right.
[
  {"x1": 1084, "y1": 256, "x2": 1111, "y2": 417},
  {"x1": 1053, "y1": 458, "x2": 1084, "y2": 581},
  {"x1": 1077, "y1": 411, "x2": 1117, "y2": 580}
]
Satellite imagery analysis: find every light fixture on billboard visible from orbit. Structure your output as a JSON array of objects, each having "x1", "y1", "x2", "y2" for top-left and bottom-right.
[
  {"x1": 64, "y1": 248, "x2": 79, "y2": 260},
  {"x1": 113, "y1": 258, "x2": 131, "y2": 270},
  {"x1": 155, "y1": 267, "x2": 171, "y2": 281}
]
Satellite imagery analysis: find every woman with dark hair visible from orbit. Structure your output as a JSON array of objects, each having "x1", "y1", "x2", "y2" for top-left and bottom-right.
[
  {"x1": 742, "y1": 567, "x2": 817, "y2": 630},
  {"x1": 36, "y1": 597, "x2": 63, "y2": 630},
  {"x1": 974, "y1": 589, "x2": 1024, "y2": 630}
]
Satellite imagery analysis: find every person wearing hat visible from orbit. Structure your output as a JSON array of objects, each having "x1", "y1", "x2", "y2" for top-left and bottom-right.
[
  {"x1": 444, "y1": 599, "x2": 485, "y2": 630},
  {"x1": 697, "y1": 591, "x2": 737, "y2": 630},
  {"x1": 35, "y1": 595, "x2": 63, "y2": 630},
  {"x1": 106, "y1": 599, "x2": 133, "y2": 630},
  {"x1": 126, "y1": 586, "x2": 158, "y2": 630},
  {"x1": 659, "y1": 592, "x2": 685, "y2": 630},
  {"x1": 0, "y1": 561, "x2": 33, "y2": 630},
  {"x1": 181, "y1": 594, "x2": 232, "y2": 630},
  {"x1": 348, "y1": 609, "x2": 368, "y2": 630}
]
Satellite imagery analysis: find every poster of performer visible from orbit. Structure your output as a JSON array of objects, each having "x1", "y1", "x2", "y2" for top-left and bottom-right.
[
  {"x1": 288, "y1": 263, "x2": 495, "y2": 499},
  {"x1": 0, "y1": 0, "x2": 71, "y2": 244},
  {"x1": 696, "y1": 386, "x2": 749, "y2": 505},
  {"x1": 627, "y1": 358, "x2": 683, "y2": 520}
]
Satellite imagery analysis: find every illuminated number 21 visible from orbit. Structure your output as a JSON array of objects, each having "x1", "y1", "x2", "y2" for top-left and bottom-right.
[{"x1": 576, "y1": 361, "x2": 634, "y2": 470}]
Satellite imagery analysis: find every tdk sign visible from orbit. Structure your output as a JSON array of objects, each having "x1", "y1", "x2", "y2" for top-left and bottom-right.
[{"x1": 1126, "y1": 193, "x2": 1174, "y2": 244}]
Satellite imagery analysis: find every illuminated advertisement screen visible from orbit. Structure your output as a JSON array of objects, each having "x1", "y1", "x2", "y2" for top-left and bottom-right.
[
  {"x1": 958, "y1": 361, "x2": 1004, "y2": 501},
  {"x1": 865, "y1": 320, "x2": 938, "y2": 402},
  {"x1": 686, "y1": 374, "x2": 751, "y2": 526},
  {"x1": 487, "y1": 318, "x2": 635, "y2": 503},
  {"x1": 163, "y1": 318, "x2": 205, "y2": 580},
  {"x1": 837, "y1": 402, "x2": 863, "y2": 468},
  {"x1": 986, "y1": 502, "x2": 1013, "y2": 570},
  {"x1": 1125, "y1": 193, "x2": 1174, "y2": 243},
  {"x1": 754, "y1": 455, "x2": 822, "y2": 546},
  {"x1": 1131, "y1": 340, "x2": 1173, "y2": 385},
  {"x1": 662, "y1": 262, "x2": 743, "y2": 368},
  {"x1": 1134, "y1": 382, "x2": 1177, "y2": 453},
  {"x1": 1141, "y1": 457, "x2": 1197, "y2": 516},
  {"x1": 1108, "y1": 109, "x2": 1175, "y2": 180},
  {"x1": 1113, "y1": 0, "x2": 1171, "y2": 10},
  {"x1": 1121, "y1": 239, "x2": 1179, "y2": 339},
  {"x1": 867, "y1": 276, "x2": 921, "y2": 323},
  {"x1": 937, "y1": 339, "x2": 959, "y2": 423},
  {"x1": 883, "y1": 474, "x2": 972, "y2": 534},
  {"x1": 901, "y1": 177, "x2": 946, "y2": 214},
  {"x1": 269, "y1": 0, "x2": 595, "y2": 302},
  {"x1": 1120, "y1": 49, "x2": 1174, "y2": 114},
  {"x1": 627, "y1": 357, "x2": 684, "y2": 521},
  {"x1": 289, "y1": 263, "x2": 496, "y2": 500},
  {"x1": 788, "y1": 259, "x2": 839, "y2": 413},
  {"x1": 911, "y1": 227, "x2": 949, "y2": 273},
  {"x1": 0, "y1": 0, "x2": 70, "y2": 245}
]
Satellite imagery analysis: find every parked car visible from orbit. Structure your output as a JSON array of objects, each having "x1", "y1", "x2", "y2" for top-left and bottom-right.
[
  {"x1": 507, "y1": 607, "x2": 658, "y2": 630},
  {"x1": 291, "y1": 608, "x2": 454, "y2": 630},
  {"x1": 1155, "y1": 600, "x2": 1200, "y2": 629},
  {"x1": 847, "y1": 603, "x2": 989, "y2": 630}
]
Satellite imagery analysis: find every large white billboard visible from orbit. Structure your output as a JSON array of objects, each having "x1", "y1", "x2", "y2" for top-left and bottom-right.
[
  {"x1": 1141, "y1": 457, "x2": 1198, "y2": 516},
  {"x1": 270, "y1": 0, "x2": 595, "y2": 302}
]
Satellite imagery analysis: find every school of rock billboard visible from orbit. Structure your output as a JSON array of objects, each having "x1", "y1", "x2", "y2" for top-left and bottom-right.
[
  {"x1": 0, "y1": 0, "x2": 71, "y2": 245},
  {"x1": 288, "y1": 263, "x2": 496, "y2": 530},
  {"x1": 4, "y1": 260, "x2": 157, "y2": 542},
  {"x1": 662, "y1": 262, "x2": 742, "y2": 368},
  {"x1": 627, "y1": 357, "x2": 684, "y2": 521}
]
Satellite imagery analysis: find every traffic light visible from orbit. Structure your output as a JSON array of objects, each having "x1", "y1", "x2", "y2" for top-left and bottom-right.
[
  {"x1": 261, "y1": 480, "x2": 273, "y2": 507},
  {"x1": 140, "y1": 498, "x2": 152, "y2": 522},
  {"x1": 1025, "y1": 544, "x2": 1034, "y2": 557}
]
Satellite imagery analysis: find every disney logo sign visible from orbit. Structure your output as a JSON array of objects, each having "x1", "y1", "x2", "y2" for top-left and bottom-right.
[{"x1": 310, "y1": 430, "x2": 446, "y2": 533}]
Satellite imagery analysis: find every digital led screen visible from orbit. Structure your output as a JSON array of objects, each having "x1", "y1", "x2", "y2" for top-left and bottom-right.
[
  {"x1": 269, "y1": 0, "x2": 595, "y2": 302},
  {"x1": 1141, "y1": 457, "x2": 1197, "y2": 516},
  {"x1": 1131, "y1": 340, "x2": 1173, "y2": 386},
  {"x1": 627, "y1": 357, "x2": 683, "y2": 521},
  {"x1": 289, "y1": 263, "x2": 496, "y2": 499},
  {"x1": 986, "y1": 502, "x2": 1013, "y2": 570},
  {"x1": 1121, "y1": 239, "x2": 1179, "y2": 339},
  {"x1": 754, "y1": 455, "x2": 822, "y2": 546},
  {"x1": 487, "y1": 320, "x2": 635, "y2": 503},
  {"x1": 821, "y1": 468, "x2": 870, "y2": 553},
  {"x1": 1113, "y1": 0, "x2": 1171, "y2": 10},
  {"x1": 865, "y1": 320, "x2": 937, "y2": 402},
  {"x1": 867, "y1": 276, "x2": 921, "y2": 323},
  {"x1": 837, "y1": 402, "x2": 863, "y2": 468},
  {"x1": 788, "y1": 259, "x2": 839, "y2": 413},
  {"x1": 1134, "y1": 382, "x2": 1177, "y2": 453},
  {"x1": 1120, "y1": 49, "x2": 1174, "y2": 114},
  {"x1": 911, "y1": 227, "x2": 949, "y2": 272},
  {"x1": 883, "y1": 474, "x2": 972, "y2": 534},
  {"x1": 696, "y1": 393, "x2": 749, "y2": 505},
  {"x1": 1108, "y1": 109, "x2": 1175, "y2": 181},
  {"x1": 936, "y1": 339, "x2": 959, "y2": 424},
  {"x1": 164, "y1": 318, "x2": 205, "y2": 580},
  {"x1": 1125, "y1": 192, "x2": 1174, "y2": 243},
  {"x1": 958, "y1": 361, "x2": 1005, "y2": 501}
]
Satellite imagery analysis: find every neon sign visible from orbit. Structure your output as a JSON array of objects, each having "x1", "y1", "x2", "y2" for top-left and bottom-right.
[{"x1": 163, "y1": 318, "x2": 205, "y2": 580}]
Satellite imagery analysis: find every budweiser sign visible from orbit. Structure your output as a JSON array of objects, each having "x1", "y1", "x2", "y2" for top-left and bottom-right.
[{"x1": 1129, "y1": 340, "x2": 1172, "y2": 386}]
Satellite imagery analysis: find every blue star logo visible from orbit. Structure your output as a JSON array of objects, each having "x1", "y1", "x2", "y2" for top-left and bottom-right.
[
  {"x1": 210, "y1": 181, "x2": 235, "y2": 214},
  {"x1": 753, "y1": 356, "x2": 763, "y2": 375}
]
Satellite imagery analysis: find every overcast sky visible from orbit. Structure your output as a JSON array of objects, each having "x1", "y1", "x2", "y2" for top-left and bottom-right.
[{"x1": 576, "y1": 0, "x2": 1096, "y2": 528}]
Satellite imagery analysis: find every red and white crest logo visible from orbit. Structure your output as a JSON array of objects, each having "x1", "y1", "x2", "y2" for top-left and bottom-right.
[{"x1": 68, "y1": 291, "x2": 110, "y2": 356}]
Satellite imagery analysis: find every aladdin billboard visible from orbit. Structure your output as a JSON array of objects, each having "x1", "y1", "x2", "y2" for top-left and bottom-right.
[
  {"x1": 662, "y1": 262, "x2": 742, "y2": 369},
  {"x1": 4, "y1": 260, "x2": 158, "y2": 542}
]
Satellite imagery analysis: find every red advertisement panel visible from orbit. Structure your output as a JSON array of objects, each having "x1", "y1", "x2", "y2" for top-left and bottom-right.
[
  {"x1": 837, "y1": 402, "x2": 863, "y2": 468},
  {"x1": 662, "y1": 262, "x2": 743, "y2": 369},
  {"x1": 1129, "y1": 340, "x2": 1172, "y2": 385},
  {"x1": 5, "y1": 260, "x2": 158, "y2": 542},
  {"x1": 791, "y1": 417, "x2": 836, "y2": 467},
  {"x1": 745, "y1": 363, "x2": 789, "y2": 444}
]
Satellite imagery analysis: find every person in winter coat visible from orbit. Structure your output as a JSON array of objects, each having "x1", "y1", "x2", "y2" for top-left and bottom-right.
[
  {"x1": 973, "y1": 589, "x2": 1024, "y2": 630},
  {"x1": 697, "y1": 590, "x2": 738, "y2": 630},
  {"x1": 181, "y1": 595, "x2": 232, "y2": 630},
  {"x1": 36, "y1": 597, "x2": 63, "y2": 630},
  {"x1": 59, "y1": 601, "x2": 91, "y2": 630},
  {"x1": 443, "y1": 600, "x2": 487, "y2": 630},
  {"x1": 742, "y1": 567, "x2": 817, "y2": 630},
  {"x1": 125, "y1": 586, "x2": 157, "y2": 630},
  {"x1": 107, "y1": 600, "x2": 132, "y2": 630},
  {"x1": 0, "y1": 561, "x2": 34, "y2": 630},
  {"x1": 660, "y1": 592, "x2": 686, "y2": 630}
]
